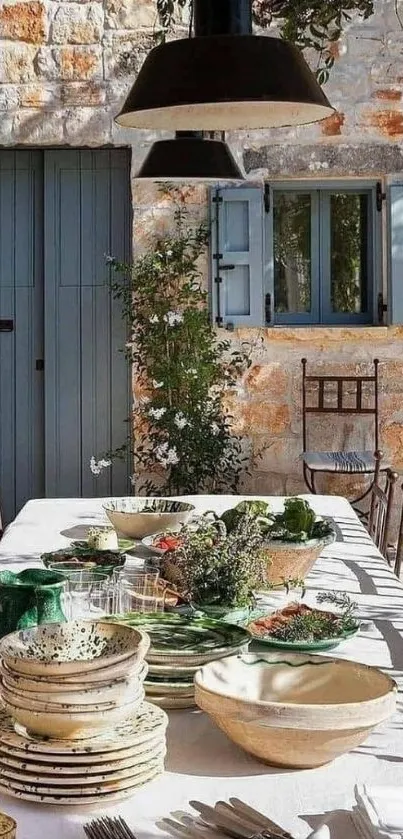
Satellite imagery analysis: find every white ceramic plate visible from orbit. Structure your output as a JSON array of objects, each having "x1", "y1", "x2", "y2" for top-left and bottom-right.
[
  {"x1": 0, "y1": 702, "x2": 168, "y2": 755},
  {"x1": 0, "y1": 744, "x2": 166, "y2": 786},
  {"x1": 0, "y1": 766, "x2": 162, "y2": 805},
  {"x1": 0, "y1": 734, "x2": 166, "y2": 773}
]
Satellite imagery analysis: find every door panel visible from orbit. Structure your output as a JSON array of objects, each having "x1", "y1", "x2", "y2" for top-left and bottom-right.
[
  {"x1": 44, "y1": 149, "x2": 131, "y2": 499},
  {"x1": 0, "y1": 152, "x2": 44, "y2": 525}
]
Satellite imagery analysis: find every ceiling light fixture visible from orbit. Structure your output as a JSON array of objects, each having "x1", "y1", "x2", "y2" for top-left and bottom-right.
[
  {"x1": 136, "y1": 131, "x2": 242, "y2": 180},
  {"x1": 115, "y1": 0, "x2": 334, "y2": 131}
]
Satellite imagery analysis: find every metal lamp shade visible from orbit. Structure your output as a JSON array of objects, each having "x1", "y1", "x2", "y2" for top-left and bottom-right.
[
  {"x1": 115, "y1": 35, "x2": 334, "y2": 131},
  {"x1": 136, "y1": 136, "x2": 242, "y2": 180}
]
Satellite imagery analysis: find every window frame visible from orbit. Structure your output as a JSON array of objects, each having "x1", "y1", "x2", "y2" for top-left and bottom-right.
[{"x1": 266, "y1": 179, "x2": 382, "y2": 327}]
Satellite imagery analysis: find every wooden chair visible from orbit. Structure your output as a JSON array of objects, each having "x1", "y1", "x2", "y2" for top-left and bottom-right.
[
  {"x1": 368, "y1": 453, "x2": 398, "y2": 559},
  {"x1": 301, "y1": 358, "x2": 387, "y2": 507},
  {"x1": 394, "y1": 486, "x2": 403, "y2": 578}
]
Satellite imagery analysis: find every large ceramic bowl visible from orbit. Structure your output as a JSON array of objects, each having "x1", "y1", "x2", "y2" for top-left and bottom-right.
[
  {"x1": 194, "y1": 652, "x2": 397, "y2": 769},
  {"x1": 103, "y1": 498, "x2": 194, "y2": 539},
  {"x1": 3, "y1": 693, "x2": 144, "y2": 739},
  {"x1": 0, "y1": 620, "x2": 149, "y2": 677}
]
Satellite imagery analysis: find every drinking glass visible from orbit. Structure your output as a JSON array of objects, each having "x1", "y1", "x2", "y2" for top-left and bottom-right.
[
  {"x1": 113, "y1": 568, "x2": 164, "y2": 615},
  {"x1": 65, "y1": 570, "x2": 112, "y2": 620}
]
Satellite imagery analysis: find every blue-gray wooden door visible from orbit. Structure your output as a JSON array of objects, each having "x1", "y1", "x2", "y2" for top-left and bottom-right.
[
  {"x1": 0, "y1": 151, "x2": 45, "y2": 525},
  {"x1": 0, "y1": 149, "x2": 131, "y2": 525},
  {"x1": 44, "y1": 149, "x2": 131, "y2": 501}
]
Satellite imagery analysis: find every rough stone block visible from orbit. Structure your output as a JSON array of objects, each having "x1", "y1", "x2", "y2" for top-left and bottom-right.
[
  {"x1": 63, "y1": 106, "x2": 112, "y2": 144},
  {"x1": 104, "y1": 0, "x2": 156, "y2": 29},
  {"x1": 0, "y1": 1, "x2": 46, "y2": 44},
  {"x1": 13, "y1": 109, "x2": 64, "y2": 144},
  {"x1": 245, "y1": 362, "x2": 288, "y2": 401},
  {"x1": 36, "y1": 46, "x2": 103, "y2": 81},
  {"x1": 242, "y1": 403, "x2": 291, "y2": 436},
  {"x1": 61, "y1": 81, "x2": 105, "y2": 106},
  {"x1": 0, "y1": 44, "x2": 37, "y2": 83},
  {"x1": 51, "y1": 4, "x2": 104, "y2": 44},
  {"x1": 20, "y1": 83, "x2": 59, "y2": 107},
  {"x1": 0, "y1": 85, "x2": 19, "y2": 110},
  {"x1": 103, "y1": 32, "x2": 154, "y2": 79}
]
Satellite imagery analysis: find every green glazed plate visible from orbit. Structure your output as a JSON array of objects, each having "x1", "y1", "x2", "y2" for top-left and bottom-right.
[
  {"x1": 107, "y1": 613, "x2": 250, "y2": 657},
  {"x1": 248, "y1": 623, "x2": 360, "y2": 651}
]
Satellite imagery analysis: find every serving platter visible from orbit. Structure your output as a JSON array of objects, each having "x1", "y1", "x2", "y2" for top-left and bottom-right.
[{"x1": 109, "y1": 614, "x2": 250, "y2": 658}]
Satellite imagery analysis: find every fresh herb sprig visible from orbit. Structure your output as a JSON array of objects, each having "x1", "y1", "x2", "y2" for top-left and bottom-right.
[{"x1": 269, "y1": 592, "x2": 358, "y2": 642}]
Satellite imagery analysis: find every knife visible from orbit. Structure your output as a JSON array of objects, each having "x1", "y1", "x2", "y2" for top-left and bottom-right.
[
  {"x1": 189, "y1": 802, "x2": 278, "y2": 839},
  {"x1": 228, "y1": 800, "x2": 293, "y2": 839},
  {"x1": 214, "y1": 803, "x2": 285, "y2": 839}
]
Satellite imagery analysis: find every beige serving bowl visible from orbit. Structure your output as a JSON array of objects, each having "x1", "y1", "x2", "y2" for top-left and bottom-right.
[
  {"x1": 103, "y1": 499, "x2": 194, "y2": 539},
  {"x1": 194, "y1": 652, "x2": 397, "y2": 769},
  {"x1": 0, "y1": 620, "x2": 149, "y2": 677}
]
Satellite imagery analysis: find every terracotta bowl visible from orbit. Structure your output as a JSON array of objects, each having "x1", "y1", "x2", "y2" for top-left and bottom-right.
[
  {"x1": 3, "y1": 694, "x2": 144, "y2": 740},
  {"x1": 1, "y1": 661, "x2": 147, "y2": 703},
  {"x1": 262, "y1": 535, "x2": 335, "y2": 586},
  {"x1": 103, "y1": 498, "x2": 194, "y2": 539},
  {"x1": 0, "y1": 620, "x2": 149, "y2": 677},
  {"x1": 194, "y1": 652, "x2": 397, "y2": 769}
]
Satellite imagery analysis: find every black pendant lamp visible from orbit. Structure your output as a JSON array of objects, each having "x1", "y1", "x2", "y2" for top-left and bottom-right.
[
  {"x1": 116, "y1": 0, "x2": 334, "y2": 131},
  {"x1": 137, "y1": 131, "x2": 242, "y2": 180}
]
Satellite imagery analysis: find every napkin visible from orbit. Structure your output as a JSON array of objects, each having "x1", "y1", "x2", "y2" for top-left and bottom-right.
[{"x1": 352, "y1": 785, "x2": 403, "y2": 839}]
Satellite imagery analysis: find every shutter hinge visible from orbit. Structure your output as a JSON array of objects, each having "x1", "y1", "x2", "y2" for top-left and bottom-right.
[
  {"x1": 264, "y1": 183, "x2": 271, "y2": 213},
  {"x1": 212, "y1": 195, "x2": 223, "y2": 203},
  {"x1": 215, "y1": 316, "x2": 224, "y2": 325},
  {"x1": 376, "y1": 182, "x2": 386, "y2": 212},
  {"x1": 378, "y1": 292, "x2": 387, "y2": 324}
]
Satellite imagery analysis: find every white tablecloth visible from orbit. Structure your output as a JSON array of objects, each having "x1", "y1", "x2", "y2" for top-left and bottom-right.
[{"x1": 0, "y1": 495, "x2": 402, "y2": 839}]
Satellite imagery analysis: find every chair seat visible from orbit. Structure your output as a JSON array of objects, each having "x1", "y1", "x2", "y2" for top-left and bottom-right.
[{"x1": 302, "y1": 450, "x2": 387, "y2": 474}]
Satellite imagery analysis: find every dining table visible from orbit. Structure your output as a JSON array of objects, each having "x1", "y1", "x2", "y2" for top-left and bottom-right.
[{"x1": 0, "y1": 493, "x2": 402, "y2": 839}]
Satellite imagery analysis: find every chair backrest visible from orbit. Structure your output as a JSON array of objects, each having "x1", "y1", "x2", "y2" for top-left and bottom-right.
[
  {"x1": 368, "y1": 454, "x2": 398, "y2": 558},
  {"x1": 301, "y1": 357, "x2": 380, "y2": 453},
  {"x1": 394, "y1": 485, "x2": 403, "y2": 578}
]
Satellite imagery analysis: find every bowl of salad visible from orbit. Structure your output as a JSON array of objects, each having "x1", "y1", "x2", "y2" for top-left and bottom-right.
[{"x1": 103, "y1": 499, "x2": 195, "y2": 539}]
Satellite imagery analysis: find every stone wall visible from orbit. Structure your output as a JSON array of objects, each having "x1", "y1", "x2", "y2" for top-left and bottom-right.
[{"x1": 2, "y1": 0, "x2": 403, "y2": 528}]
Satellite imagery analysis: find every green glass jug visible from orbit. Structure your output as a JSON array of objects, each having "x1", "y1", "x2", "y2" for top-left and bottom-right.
[{"x1": 0, "y1": 569, "x2": 67, "y2": 638}]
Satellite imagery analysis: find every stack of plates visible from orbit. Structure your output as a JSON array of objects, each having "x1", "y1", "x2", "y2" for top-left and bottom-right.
[
  {"x1": 108, "y1": 614, "x2": 251, "y2": 709},
  {"x1": 0, "y1": 702, "x2": 168, "y2": 805}
]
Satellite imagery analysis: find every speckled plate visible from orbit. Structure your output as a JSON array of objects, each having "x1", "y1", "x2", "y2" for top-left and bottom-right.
[
  {"x1": 0, "y1": 732, "x2": 166, "y2": 773},
  {"x1": 0, "y1": 744, "x2": 166, "y2": 787},
  {"x1": 0, "y1": 765, "x2": 162, "y2": 805},
  {"x1": 145, "y1": 680, "x2": 194, "y2": 697},
  {"x1": 108, "y1": 614, "x2": 250, "y2": 666},
  {"x1": 0, "y1": 702, "x2": 167, "y2": 756}
]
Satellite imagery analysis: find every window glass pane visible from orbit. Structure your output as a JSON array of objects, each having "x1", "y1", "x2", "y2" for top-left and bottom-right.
[
  {"x1": 273, "y1": 192, "x2": 312, "y2": 314},
  {"x1": 224, "y1": 201, "x2": 249, "y2": 251},
  {"x1": 225, "y1": 266, "x2": 250, "y2": 315},
  {"x1": 330, "y1": 193, "x2": 369, "y2": 314}
]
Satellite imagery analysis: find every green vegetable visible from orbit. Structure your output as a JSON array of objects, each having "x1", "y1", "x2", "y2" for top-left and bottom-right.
[
  {"x1": 220, "y1": 500, "x2": 271, "y2": 533},
  {"x1": 266, "y1": 497, "x2": 334, "y2": 543}
]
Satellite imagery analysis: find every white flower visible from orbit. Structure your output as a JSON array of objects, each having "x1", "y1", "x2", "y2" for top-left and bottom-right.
[
  {"x1": 152, "y1": 379, "x2": 164, "y2": 389},
  {"x1": 149, "y1": 314, "x2": 159, "y2": 324},
  {"x1": 166, "y1": 249, "x2": 173, "y2": 258},
  {"x1": 211, "y1": 422, "x2": 220, "y2": 437},
  {"x1": 149, "y1": 407, "x2": 166, "y2": 420},
  {"x1": 90, "y1": 456, "x2": 112, "y2": 476},
  {"x1": 105, "y1": 254, "x2": 115, "y2": 265},
  {"x1": 164, "y1": 311, "x2": 183, "y2": 327},
  {"x1": 174, "y1": 411, "x2": 189, "y2": 430},
  {"x1": 186, "y1": 367, "x2": 198, "y2": 377},
  {"x1": 155, "y1": 442, "x2": 179, "y2": 467},
  {"x1": 166, "y1": 447, "x2": 179, "y2": 465}
]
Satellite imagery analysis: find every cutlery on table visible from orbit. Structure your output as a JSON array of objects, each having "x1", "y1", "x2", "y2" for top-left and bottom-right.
[
  {"x1": 84, "y1": 817, "x2": 136, "y2": 839},
  {"x1": 188, "y1": 802, "x2": 286, "y2": 839}
]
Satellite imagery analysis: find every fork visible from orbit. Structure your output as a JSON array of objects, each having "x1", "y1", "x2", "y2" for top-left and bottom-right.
[{"x1": 84, "y1": 817, "x2": 137, "y2": 839}]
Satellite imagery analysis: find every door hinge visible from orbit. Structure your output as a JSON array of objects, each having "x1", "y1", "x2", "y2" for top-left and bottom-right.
[
  {"x1": 264, "y1": 182, "x2": 271, "y2": 214},
  {"x1": 376, "y1": 181, "x2": 386, "y2": 212},
  {"x1": 215, "y1": 316, "x2": 224, "y2": 325},
  {"x1": 265, "y1": 292, "x2": 272, "y2": 325},
  {"x1": 377, "y1": 292, "x2": 387, "y2": 324},
  {"x1": 35, "y1": 359, "x2": 44, "y2": 371}
]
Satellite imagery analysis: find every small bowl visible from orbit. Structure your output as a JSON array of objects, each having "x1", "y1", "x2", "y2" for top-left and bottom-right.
[
  {"x1": 0, "y1": 620, "x2": 149, "y2": 677},
  {"x1": 1, "y1": 652, "x2": 146, "y2": 686},
  {"x1": 195, "y1": 652, "x2": 397, "y2": 768},
  {"x1": 1, "y1": 681, "x2": 144, "y2": 713},
  {"x1": 103, "y1": 498, "x2": 194, "y2": 539},
  {"x1": 3, "y1": 694, "x2": 143, "y2": 739},
  {"x1": 1, "y1": 662, "x2": 147, "y2": 706}
]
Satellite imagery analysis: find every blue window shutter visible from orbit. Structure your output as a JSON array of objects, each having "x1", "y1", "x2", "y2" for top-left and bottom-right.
[
  {"x1": 388, "y1": 179, "x2": 403, "y2": 324},
  {"x1": 210, "y1": 186, "x2": 264, "y2": 327}
]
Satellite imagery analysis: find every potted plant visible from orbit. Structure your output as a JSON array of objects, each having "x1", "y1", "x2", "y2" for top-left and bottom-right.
[
  {"x1": 218, "y1": 497, "x2": 335, "y2": 587},
  {"x1": 160, "y1": 514, "x2": 267, "y2": 623}
]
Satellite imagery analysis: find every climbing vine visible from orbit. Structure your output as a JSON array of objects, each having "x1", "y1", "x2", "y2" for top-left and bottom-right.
[{"x1": 156, "y1": 0, "x2": 374, "y2": 83}]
